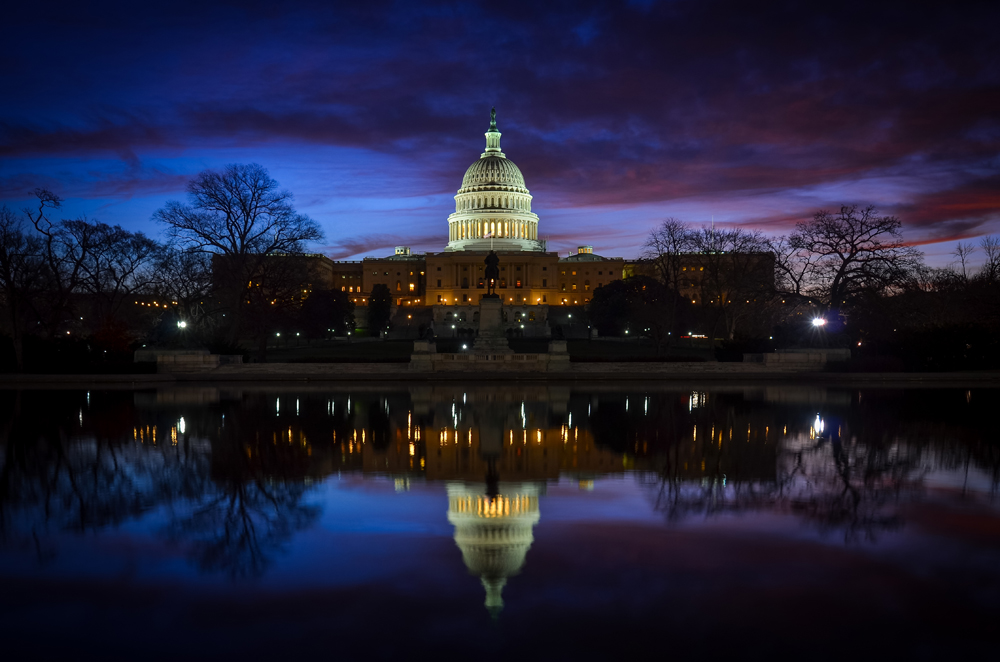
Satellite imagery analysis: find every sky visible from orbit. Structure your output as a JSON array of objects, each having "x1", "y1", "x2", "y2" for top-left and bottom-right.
[{"x1": 1, "y1": 0, "x2": 998, "y2": 266}]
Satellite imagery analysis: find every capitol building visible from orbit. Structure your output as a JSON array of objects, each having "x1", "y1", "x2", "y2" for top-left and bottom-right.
[{"x1": 323, "y1": 109, "x2": 628, "y2": 334}]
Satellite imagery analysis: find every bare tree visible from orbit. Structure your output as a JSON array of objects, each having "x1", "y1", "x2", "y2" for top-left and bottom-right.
[
  {"x1": 154, "y1": 164, "x2": 323, "y2": 340},
  {"x1": 980, "y1": 235, "x2": 1000, "y2": 284},
  {"x1": 643, "y1": 218, "x2": 695, "y2": 294},
  {"x1": 0, "y1": 207, "x2": 47, "y2": 370},
  {"x1": 689, "y1": 226, "x2": 774, "y2": 340},
  {"x1": 790, "y1": 205, "x2": 922, "y2": 310},
  {"x1": 767, "y1": 235, "x2": 814, "y2": 299},
  {"x1": 953, "y1": 242, "x2": 976, "y2": 281},
  {"x1": 22, "y1": 189, "x2": 86, "y2": 334},
  {"x1": 151, "y1": 246, "x2": 215, "y2": 334},
  {"x1": 69, "y1": 220, "x2": 161, "y2": 329}
]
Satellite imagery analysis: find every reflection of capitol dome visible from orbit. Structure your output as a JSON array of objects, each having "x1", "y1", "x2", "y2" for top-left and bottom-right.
[
  {"x1": 445, "y1": 109, "x2": 543, "y2": 253},
  {"x1": 446, "y1": 482, "x2": 541, "y2": 618}
]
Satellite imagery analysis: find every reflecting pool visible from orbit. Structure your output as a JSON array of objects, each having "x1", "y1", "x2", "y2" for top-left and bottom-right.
[{"x1": 1, "y1": 384, "x2": 998, "y2": 659}]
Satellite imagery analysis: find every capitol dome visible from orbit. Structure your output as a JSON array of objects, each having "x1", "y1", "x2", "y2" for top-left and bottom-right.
[
  {"x1": 445, "y1": 109, "x2": 543, "y2": 252},
  {"x1": 460, "y1": 156, "x2": 528, "y2": 193}
]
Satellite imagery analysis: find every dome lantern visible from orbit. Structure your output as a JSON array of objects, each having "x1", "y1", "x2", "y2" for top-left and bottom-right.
[{"x1": 484, "y1": 106, "x2": 503, "y2": 156}]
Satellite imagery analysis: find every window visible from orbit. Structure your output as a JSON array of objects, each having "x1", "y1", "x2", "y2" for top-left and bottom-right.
[
  {"x1": 542, "y1": 266, "x2": 547, "y2": 271},
  {"x1": 515, "y1": 279, "x2": 522, "y2": 288},
  {"x1": 410, "y1": 271, "x2": 413, "y2": 276},
  {"x1": 500, "y1": 279, "x2": 507, "y2": 288},
  {"x1": 585, "y1": 280, "x2": 590, "y2": 291},
  {"x1": 561, "y1": 283, "x2": 566, "y2": 291},
  {"x1": 409, "y1": 283, "x2": 415, "y2": 292},
  {"x1": 598, "y1": 271, "x2": 603, "y2": 275},
  {"x1": 477, "y1": 279, "x2": 485, "y2": 289},
  {"x1": 542, "y1": 279, "x2": 548, "y2": 287},
  {"x1": 437, "y1": 279, "x2": 442, "y2": 287},
  {"x1": 572, "y1": 271, "x2": 577, "y2": 276},
  {"x1": 341, "y1": 286, "x2": 346, "y2": 292},
  {"x1": 384, "y1": 271, "x2": 389, "y2": 276},
  {"x1": 516, "y1": 266, "x2": 521, "y2": 271},
  {"x1": 572, "y1": 283, "x2": 577, "y2": 290},
  {"x1": 437, "y1": 295, "x2": 442, "y2": 303},
  {"x1": 461, "y1": 277, "x2": 468, "y2": 289},
  {"x1": 462, "y1": 294, "x2": 468, "y2": 302},
  {"x1": 463, "y1": 266, "x2": 468, "y2": 271},
  {"x1": 561, "y1": 270, "x2": 565, "y2": 275},
  {"x1": 528, "y1": 312, "x2": 535, "y2": 321},
  {"x1": 542, "y1": 296, "x2": 547, "y2": 302},
  {"x1": 396, "y1": 272, "x2": 401, "y2": 276},
  {"x1": 396, "y1": 281, "x2": 401, "y2": 291},
  {"x1": 437, "y1": 266, "x2": 442, "y2": 271}
]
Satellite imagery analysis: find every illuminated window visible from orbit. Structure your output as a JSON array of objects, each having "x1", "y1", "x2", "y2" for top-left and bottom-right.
[
  {"x1": 572, "y1": 284, "x2": 577, "y2": 290},
  {"x1": 437, "y1": 295, "x2": 442, "y2": 302},
  {"x1": 515, "y1": 279, "x2": 522, "y2": 288},
  {"x1": 396, "y1": 281, "x2": 401, "y2": 291},
  {"x1": 409, "y1": 283, "x2": 415, "y2": 292},
  {"x1": 584, "y1": 280, "x2": 590, "y2": 291}
]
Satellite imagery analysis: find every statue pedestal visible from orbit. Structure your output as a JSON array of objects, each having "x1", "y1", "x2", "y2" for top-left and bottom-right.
[{"x1": 473, "y1": 297, "x2": 511, "y2": 354}]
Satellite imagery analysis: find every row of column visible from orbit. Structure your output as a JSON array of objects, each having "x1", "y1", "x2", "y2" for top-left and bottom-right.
[{"x1": 450, "y1": 218, "x2": 537, "y2": 241}]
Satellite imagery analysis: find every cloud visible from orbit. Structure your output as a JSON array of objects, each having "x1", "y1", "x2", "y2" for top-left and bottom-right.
[{"x1": 1, "y1": 0, "x2": 998, "y2": 262}]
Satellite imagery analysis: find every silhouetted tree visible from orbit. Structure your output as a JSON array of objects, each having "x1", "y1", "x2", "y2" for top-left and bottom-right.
[
  {"x1": 298, "y1": 289, "x2": 355, "y2": 339},
  {"x1": 154, "y1": 163, "x2": 323, "y2": 341},
  {"x1": 789, "y1": 205, "x2": 922, "y2": 310},
  {"x1": 367, "y1": 283, "x2": 392, "y2": 336}
]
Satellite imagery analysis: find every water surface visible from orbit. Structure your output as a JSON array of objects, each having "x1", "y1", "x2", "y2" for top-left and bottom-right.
[{"x1": 1, "y1": 384, "x2": 998, "y2": 660}]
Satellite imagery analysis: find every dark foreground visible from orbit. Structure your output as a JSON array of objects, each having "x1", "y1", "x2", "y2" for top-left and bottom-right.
[{"x1": 1, "y1": 384, "x2": 998, "y2": 661}]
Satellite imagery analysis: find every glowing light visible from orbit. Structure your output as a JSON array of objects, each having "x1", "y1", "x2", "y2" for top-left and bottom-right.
[
  {"x1": 812, "y1": 317, "x2": 827, "y2": 327},
  {"x1": 177, "y1": 320, "x2": 187, "y2": 328}
]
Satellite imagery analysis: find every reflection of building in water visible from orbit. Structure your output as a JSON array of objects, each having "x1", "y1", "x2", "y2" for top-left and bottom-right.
[{"x1": 446, "y1": 482, "x2": 541, "y2": 619}]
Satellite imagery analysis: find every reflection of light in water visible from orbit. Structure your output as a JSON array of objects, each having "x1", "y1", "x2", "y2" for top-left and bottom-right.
[
  {"x1": 447, "y1": 483, "x2": 542, "y2": 619},
  {"x1": 810, "y1": 415, "x2": 825, "y2": 439}
]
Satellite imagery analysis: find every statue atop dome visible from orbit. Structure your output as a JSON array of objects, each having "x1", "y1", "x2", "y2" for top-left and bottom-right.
[{"x1": 484, "y1": 107, "x2": 502, "y2": 155}]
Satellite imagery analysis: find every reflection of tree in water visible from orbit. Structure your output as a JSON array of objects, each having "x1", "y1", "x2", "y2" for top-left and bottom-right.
[
  {"x1": 593, "y1": 388, "x2": 998, "y2": 543},
  {"x1": 651, "y1": 433, "x2": 923, "y2": 543},
  {"x1": 0, "y1": 389, "x2": 319, "y2": 578},
  {"x1": 165, "y1": 397, "x2": 320, "y2": 578}
]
